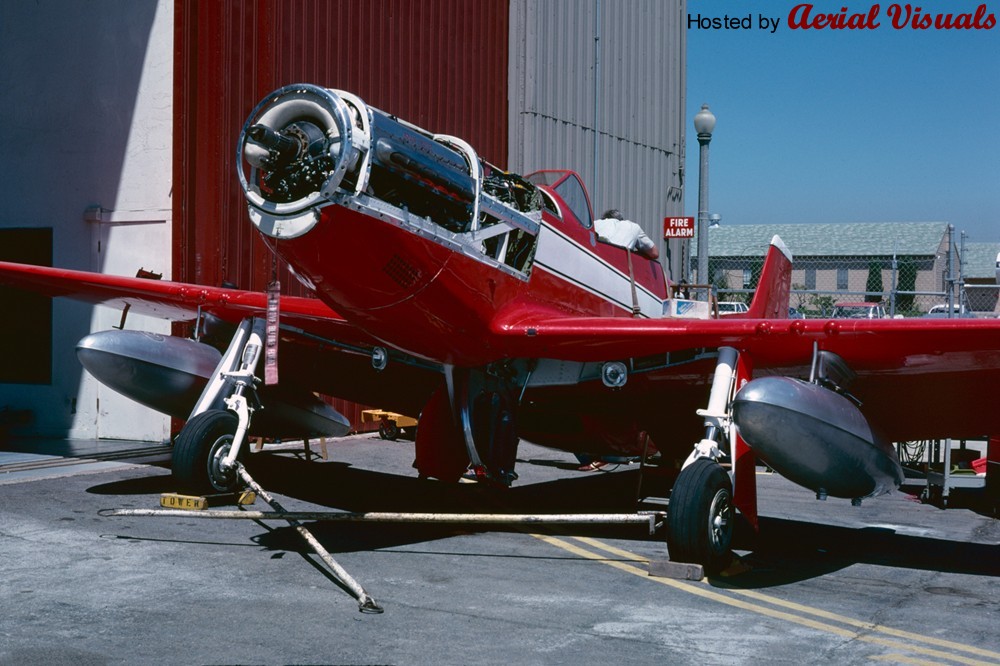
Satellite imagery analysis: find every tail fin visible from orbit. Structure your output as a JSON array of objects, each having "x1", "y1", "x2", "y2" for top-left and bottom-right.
[{"x1": 745, "y1": 235, "x2": 793, "y2": 319}]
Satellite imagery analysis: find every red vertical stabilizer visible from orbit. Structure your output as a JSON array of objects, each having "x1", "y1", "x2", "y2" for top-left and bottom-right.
[{"x1": 746, "y1": 236, "x2": 793, "y2": 319}]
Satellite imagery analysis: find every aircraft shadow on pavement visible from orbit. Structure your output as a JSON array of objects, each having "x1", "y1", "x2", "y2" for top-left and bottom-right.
[
  {"x1": 85, "y1": 453, "x2": 999, "y2": 584},
  {"x1": 84, "y1": 451, "x2": 653, "y2": 556},
  {"x1": 86, "y1": 468, "x2": 177, "y2": 496},
  {"x1": 248, "y1": 453, "x2": 654, "y2": 555},
  {"x1": 726, "y1": 515, "x2": 1000, "y2": 588}
]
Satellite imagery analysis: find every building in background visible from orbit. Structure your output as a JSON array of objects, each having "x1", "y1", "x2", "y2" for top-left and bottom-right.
[
  {"x1": 0, "y1": 0, "x2": 687, "y2": 441},
  {"x1": 699, "y1": 222, "x2": 996, "y2": 317},
  {"x1": 964, "y1": 242, "x2": 1000, "y2": 314},
  {"x1": 0, "y1": 2, "x2": 173, "y2": 441}
]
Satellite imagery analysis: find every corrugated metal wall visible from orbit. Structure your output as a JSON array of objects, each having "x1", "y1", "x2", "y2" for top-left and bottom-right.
[
  {"x1": 508, "y1": 0, "x2": 687, "y2": 281},
  {"x1": 172, "y1": 0, "x2": 686, "y2": 429},
  {"x1": 173, "y1": 0, "x2": 509, "y2": 429},
  {"x1": 173, "y1": 0, "x2": 509, "y2": 296}
]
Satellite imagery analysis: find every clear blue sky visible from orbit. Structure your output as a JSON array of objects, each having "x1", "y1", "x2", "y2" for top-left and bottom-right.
[{"x1": 684, "y1": 0, "x2": 1000, "y2": 243}]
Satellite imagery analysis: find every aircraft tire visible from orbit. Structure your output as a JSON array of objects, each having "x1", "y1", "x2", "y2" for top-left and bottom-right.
[
  {"x1": 173, "y1": 409, "x2": 244, "y2": 494},
  {"x1": 666, "y1": 458, "x2": 734, "y2": 574}
]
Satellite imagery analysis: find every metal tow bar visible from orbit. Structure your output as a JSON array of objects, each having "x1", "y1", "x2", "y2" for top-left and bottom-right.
[
  {"x1": 102, "y1": 463, "x2": 383, "y2": 613},
  {"x1": 102, "y1": 470, "x2": 666, "y2": 614},
  {"x1": 105, "y1": 508, "x2": 665, "y2": 530},
  {"x1": 234, "y1": 464, "x2": 384, "y2": 614}
]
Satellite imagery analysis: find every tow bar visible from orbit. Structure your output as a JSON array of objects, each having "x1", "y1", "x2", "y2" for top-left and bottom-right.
[{"x1": 102, "y1": 465, "x2": 667, "y2": 613}]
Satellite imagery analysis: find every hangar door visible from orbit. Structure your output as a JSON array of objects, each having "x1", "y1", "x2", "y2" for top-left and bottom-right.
[{"x1": 173, "y1": 0, "x2": 510, "y2": 426}]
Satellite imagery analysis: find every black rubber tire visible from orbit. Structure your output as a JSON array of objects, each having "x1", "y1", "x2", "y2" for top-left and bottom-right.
[
  {"x1": 666, "y1": 458, "x2": 734, "y2": 574},
  {"x1": 172, "y1": 409, "x2": 243, "y2": 494},
  {"x1": 379, "y1": 421, "x2": 400, "y2": 441}
]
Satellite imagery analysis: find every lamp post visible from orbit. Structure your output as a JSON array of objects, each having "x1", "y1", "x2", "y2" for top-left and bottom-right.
[{"x1": 694, "y1": 103, "x2": 716, "y2": 294}]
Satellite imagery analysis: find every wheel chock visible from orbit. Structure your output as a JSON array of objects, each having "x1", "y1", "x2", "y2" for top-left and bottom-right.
[
  {"x1": 648, "y1": 559, "x2": 704, "y2": 581},
  {"x1": 160, "y1": 493, "x2": 208, "y2": 511},
  {"x1": 237, "y1": 489, "x2": 257, "y2": 506},
  {"x1": 159, "y1": 490, "x2": 257, "y2": 511}
]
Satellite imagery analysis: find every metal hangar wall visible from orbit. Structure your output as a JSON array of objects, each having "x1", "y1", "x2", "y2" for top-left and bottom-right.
[
  {"x1": 508, "y1": 0, "x2": 688, "y2": 282},
  {"x1": 173, "y1": 0, "x2": 510, "y2": 296},
  {"x1": 0, "y1": 0, "x2": 686, "y2": 441}
]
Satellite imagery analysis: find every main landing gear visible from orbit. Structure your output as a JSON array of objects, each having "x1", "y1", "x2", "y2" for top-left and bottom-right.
[
  {"x1": 172, "y1": 318, "x2": 266, "y2": 494},
  {"x1": 173, "y1": 410, "x2": 243, "y2": 494},
  {"x1": 666, "y1": 347, "x2": 742, "y2": 573},
  {"x1": 666, "y1": 458, "x2": 734, "y2": 573},
  {"x1": 444, "y1": 362, "x2": 528, "y2": 487}
]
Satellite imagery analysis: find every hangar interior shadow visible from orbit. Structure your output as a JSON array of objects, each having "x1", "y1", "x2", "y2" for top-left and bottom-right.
[{"x1": 86, "y1": 451, "x2": 1000, "y2": 586}]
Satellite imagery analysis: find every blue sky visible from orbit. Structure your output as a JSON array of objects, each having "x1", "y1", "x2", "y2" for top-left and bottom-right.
[{"x1": 683, "y1": 0, "x2": 1000, "y2": 243}]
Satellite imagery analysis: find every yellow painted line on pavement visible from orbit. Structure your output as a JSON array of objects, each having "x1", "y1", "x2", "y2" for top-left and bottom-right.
[
  {"x1": 577, "y1": 536, "x2": 1000, "y2": 662},
  {"x1": 530, "y1": 533, "x2": 1000, "y2": 666}
]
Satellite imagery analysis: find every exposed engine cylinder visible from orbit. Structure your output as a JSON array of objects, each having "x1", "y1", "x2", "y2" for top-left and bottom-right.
[{"x1": 238, "y1": 84, "x2": 482, "y2": 235}]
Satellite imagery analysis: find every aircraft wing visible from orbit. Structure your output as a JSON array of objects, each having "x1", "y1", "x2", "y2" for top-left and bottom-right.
[
  {"x1": 0, "y1": 260, "x2": 442, "y2": 416},
  {"x1": 0, "y1": 260, "x2": 365, "y2": 342},
  {"x1": 492, "y1": 308, "x2": 1000, "y2": 441}
]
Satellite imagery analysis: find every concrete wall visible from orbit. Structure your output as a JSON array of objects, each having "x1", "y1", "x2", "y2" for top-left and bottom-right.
[{"x1": 0, "y1": 0, "x2": 173, "y2": 441}]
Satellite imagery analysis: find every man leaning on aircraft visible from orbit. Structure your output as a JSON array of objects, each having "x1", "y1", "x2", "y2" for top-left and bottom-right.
[{"x1": 594, "y1": 209, "x2": 660, "y2": 260}]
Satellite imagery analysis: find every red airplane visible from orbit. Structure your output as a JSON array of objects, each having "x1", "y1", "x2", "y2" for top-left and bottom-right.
[{"x1": 2, "y1": 84, "x2": 999, "y2": 572}]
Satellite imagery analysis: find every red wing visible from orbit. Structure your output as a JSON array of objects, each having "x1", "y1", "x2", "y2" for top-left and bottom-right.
[
  {"x1": 493, "y1": 310, "x2": 1000, "y2": 440},
  {"x1": 0, "y1": 260, "x2": 442, "y2": 415},
  {"x1": 0, "y1": 260, "x2": 372, "y2": 345}
]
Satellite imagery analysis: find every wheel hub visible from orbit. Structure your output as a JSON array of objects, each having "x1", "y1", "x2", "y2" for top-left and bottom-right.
[
  {"x1": 207, "y1": 435, "x2": 237, "y2": 491},
  {"x1": 709, "y1": 489, "x2": 733, "y2": 549}
]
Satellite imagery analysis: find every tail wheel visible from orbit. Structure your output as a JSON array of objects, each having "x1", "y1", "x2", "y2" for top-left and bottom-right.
[
  {"x1": 666, "y1": 458, "x2": 734, "y2": 573},
  {"x1": 173, "y1": 409, "x2": 244, "y2": 494}
]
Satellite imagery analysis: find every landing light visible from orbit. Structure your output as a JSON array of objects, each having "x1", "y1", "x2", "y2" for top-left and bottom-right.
[
  {"x1": 371, "y1": 347, "x2": 388, "y2": 371},
  {"x1": 601, "y1": 361, "x2": 628, "y2": 388}
]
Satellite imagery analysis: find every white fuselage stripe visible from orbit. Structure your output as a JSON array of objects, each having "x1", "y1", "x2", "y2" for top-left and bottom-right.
[{"x1": 533, "y1": 223, "x2": 663, "y2": 317}]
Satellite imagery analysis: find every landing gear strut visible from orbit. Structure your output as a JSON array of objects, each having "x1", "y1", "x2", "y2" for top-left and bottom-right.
[
  {"x1": 667, "y1": 347, "x2": 742, "y2": 573},
  {"x1": 444, "y1": 362, "x2": 528, "y2": 486},
  {"x1": 172, "y1": 317, "x2": 265, "y2": 493}
]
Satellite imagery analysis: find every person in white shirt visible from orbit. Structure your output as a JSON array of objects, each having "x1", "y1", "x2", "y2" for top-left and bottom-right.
[{"x1": 594, "y1": 209, "x2": 659, "y2": 260}]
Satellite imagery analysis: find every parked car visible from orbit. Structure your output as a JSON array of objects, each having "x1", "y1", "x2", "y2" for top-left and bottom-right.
[
  {"x1": 788, "y1": 307, "x2": 805, "y2": 319},
  {"x1": 831, "y1": 302, "x2": 887, "y2": 319},
  {"x1": 717, "y1": 301, "x2": 749, "y2": 316},
  {"x1": 924, "y1": 304, "x2": 976, "y2": 318}
]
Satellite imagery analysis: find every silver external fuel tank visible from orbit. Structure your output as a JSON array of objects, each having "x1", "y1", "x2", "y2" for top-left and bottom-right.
[
  {"x1": 77, "y1": 329, "x2": 351, "y2": 438},
  {"x1": 732, "y1": 376, "x2": 904, "y2": 500},
  {"x1": 77, "y1": 330, "x2": 221, "y2": 419}
]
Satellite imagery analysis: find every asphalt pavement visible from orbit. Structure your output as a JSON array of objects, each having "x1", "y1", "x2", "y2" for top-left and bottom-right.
[{"x1": 1, "y1": 434, "x2": 998, "y2": 665}]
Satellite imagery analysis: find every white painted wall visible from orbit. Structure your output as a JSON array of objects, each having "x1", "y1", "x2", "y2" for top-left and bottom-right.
[{"x1": 0, "y1": 0, "x2": 174, "y2": 441}]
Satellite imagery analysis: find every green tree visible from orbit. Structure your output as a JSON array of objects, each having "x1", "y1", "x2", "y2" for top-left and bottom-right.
[
  {"x1": 896, "y1": 257, "x2": 916, "y2": 312},
  {"x1": 865, "y1": 260, "x2": 883, "y2": 303}
]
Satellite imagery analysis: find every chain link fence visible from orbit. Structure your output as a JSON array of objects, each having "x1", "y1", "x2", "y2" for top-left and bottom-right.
[{"x1": 695, "y1": 232, "x2": 1000, "y2": 319}]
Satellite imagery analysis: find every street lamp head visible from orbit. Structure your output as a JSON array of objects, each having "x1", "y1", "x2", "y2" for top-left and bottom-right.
[{"x1": 694, "y1": 103, "x2": 716, "y2": 137}]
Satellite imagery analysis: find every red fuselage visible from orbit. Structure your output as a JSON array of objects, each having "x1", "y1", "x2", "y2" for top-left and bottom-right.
[{"x1": 267, "y1": 183, "x2": 667, "y2": 366}]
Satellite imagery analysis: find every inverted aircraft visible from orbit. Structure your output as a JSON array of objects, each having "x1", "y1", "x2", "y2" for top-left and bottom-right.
[{"x1": 2, "y1": 84, "x2": 998, "y2": 571}]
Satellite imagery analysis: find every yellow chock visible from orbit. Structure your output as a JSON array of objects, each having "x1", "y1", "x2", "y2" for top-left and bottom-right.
[{"x1": 160, "y1": 493, "x2": 208, "y2": 511}]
